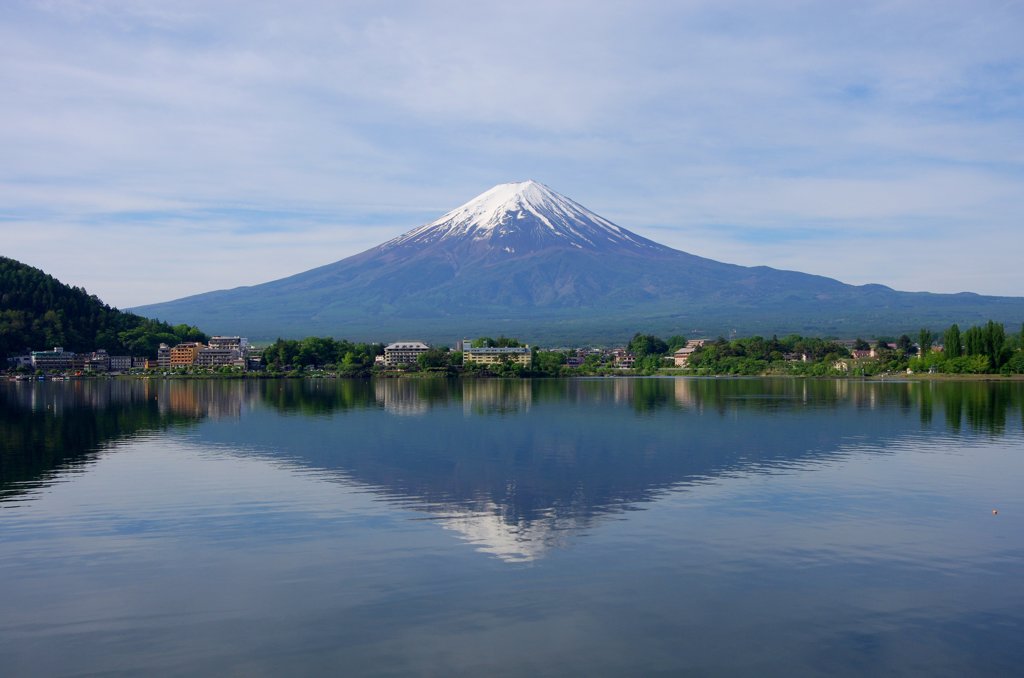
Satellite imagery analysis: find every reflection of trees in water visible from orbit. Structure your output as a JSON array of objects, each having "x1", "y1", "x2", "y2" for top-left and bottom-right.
[
  {"x1": 259, "y1": 378, "x2": 537, "y2": 417},
  {"x1": 254, "y1": 377, "x2": 1023, "y2": 433},
  {"x1": 0, "y1": 380, "x2": 201, "y2": 500},
  {"x1": 947, "y1": 381, "x2": 1013, "y2": 434},
  {"x1": 259, "y1": 379, "x2": 378, "y2": 416},
  {"x1": 4, "y1": 377, "x2": 1022, "y2": 512},
  {"x1": 595, "y1": 378, "x2": 1023, "y2": 434}
]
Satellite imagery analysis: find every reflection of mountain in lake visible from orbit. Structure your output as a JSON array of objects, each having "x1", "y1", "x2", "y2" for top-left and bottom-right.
[
  {"x1": 212, "y1": 378, "x2": 1024, "y2": 561},
  {"x1": 6, "y1": 379, "x2": 1022, "y2": 560}
]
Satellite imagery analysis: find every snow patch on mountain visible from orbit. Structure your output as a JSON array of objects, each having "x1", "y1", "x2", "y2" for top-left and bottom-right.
[{"x1": 382, "y1": 180, "x2": 670, "y2": 254}]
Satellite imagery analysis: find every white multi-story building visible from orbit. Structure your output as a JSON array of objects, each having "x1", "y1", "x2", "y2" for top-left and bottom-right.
[
  {"x1": 383, "y1": 341, "x2": 430, "y2": 367},
  {"x1": 31, "y1": 347, "x2": 75, "y2": 371},
  {"x1": 208, "y1": 336, "x2": 249, "y2": 353},
  {"x1": 157, "y1": 344, "x2": 171, "y2": 369}
]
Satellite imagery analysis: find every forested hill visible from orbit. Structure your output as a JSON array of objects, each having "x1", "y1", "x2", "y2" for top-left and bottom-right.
[{"x1": 0, "y1": 257, "x2": 206, "y2": 362}]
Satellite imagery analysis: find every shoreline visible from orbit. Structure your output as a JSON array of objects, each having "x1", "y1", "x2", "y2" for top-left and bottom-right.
[{"x1": 8, "y1": 371, "x2": 1024, "y2": 382}]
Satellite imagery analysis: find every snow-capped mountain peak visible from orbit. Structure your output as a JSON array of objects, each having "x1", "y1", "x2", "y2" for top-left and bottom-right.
[{"x1": 382, "y1": 180, "x2": 669, "y2": 254}]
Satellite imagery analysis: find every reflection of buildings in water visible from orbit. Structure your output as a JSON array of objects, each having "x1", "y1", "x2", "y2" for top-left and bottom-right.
[
  {"x1": 158, "y1": 382, "x2": 201, "y2": 418},
  {"x1": 834, "y1": 379, "x2": 849, "y2": 399},
  {"x1": 612, "y1": 378, "x2": 633, "y2": 405},
  {"x1": 374, "y1": 379, "x2": 430, "y2": 416},
  {"x1": 14, "y1": 379, "x2": 154, "y2": 415},
  {"x1": 462, "y1": 380, "x2": 532, "y2": 416},
  {"x1": 673, "y1": 378, "x2": 696, "y2": 409},
  {"x1": 436, "y1": 501, "x2": 579, "y2": 563},
  {"x1": 848, "y1": 381, "x2": 879, "y2": 410},
  {"x1": 155, "y1": 381, "x2": 246, "y2": 420}
]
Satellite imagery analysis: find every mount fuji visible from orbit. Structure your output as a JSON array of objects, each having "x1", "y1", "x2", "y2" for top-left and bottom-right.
[{"x1": 134, "y1": 181, "x2": 1024, "y2": 342}]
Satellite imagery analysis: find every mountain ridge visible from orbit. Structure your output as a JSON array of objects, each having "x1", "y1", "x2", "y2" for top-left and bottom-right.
[{"x1": 133, "y1": 182, "x2": 1024, "y2": 343}]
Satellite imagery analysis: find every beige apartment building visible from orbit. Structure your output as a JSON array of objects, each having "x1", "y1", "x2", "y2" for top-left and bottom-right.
[
  {"x1": 673, "y1": 340, "x2": 705, "y2": 367},
  {"x1": 462, "y1": 345, "x2": 532, "y2": 367}
]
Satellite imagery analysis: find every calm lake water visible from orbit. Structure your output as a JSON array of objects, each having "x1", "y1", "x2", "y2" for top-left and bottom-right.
[{"x1": 1, "y1": 377, "x2": 1022, "y2": 676}]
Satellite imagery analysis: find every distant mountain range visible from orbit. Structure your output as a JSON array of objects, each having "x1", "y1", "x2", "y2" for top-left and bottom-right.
[{"x1": 133, "y1": 181, "x2": 1024, "y2": 343}]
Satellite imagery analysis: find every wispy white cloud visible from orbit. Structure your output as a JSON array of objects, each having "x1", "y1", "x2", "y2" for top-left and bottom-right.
[{"x1": 1, "y1": 0, "x2": 1022, "y2": 306}]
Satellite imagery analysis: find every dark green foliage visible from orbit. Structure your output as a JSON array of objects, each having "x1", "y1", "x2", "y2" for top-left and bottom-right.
[
  {"x1": 944, "y1": 324, "x2": 962, "y2": 358},
  {"x1": 959, "y1": 321, "x2": 1008, "y2": 370},
  {"x1": 962, "y1": 325, "x2": 984, "y2": 358},
  {"x1": 0, "y1": 256, "x2": 206, "y2": 362},
  {"x1": 417, "y1": 347, "x2": 452, "y2": 370},
  {"x1": 853, "y1": 338, "x2": 870, "y2": 351},
  {"x1": 262, "y1": 336, "x2": 383, "y2": 374},
  {"x1": 470, "y1": 336, "x2": 522, "y2": 348},
  {"x1": 686, "y1": 335, "x2": 849, "y2": 375},
  {"x1": 917, "y1": 329, "x2": 933, "y2": 356},
  {"x1": 913, "y1": 320, "x2": 1021, "y2": 374},
  {"x1": 633, "y1": 355, "x2": 664, "y2": 375},
  {"x1": 532, "y1": 350, "x2": 567, "y2": 375},
  {"x1": 666, "y1": 335, "x2": 688, "y2": 353},
  {"x1": 628, "y1": 333, "x2": 669, "y2": 357},
  {"x1": 1003, "y1": 351, "x2": 1024, "y2": 375}
]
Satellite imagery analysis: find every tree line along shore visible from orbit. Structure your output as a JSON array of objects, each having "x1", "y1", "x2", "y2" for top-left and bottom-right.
[
  {"x1": 10, "y1": 322, "x2": 1024, "y2": 380},
  {"x1": 256, "y1": 324, "x2": 1024, "y2": 378}
]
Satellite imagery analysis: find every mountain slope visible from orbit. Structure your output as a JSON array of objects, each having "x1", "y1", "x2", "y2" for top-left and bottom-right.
[
  {"x1": 0, "y1": 257, "x2": 207, "y2": 361},
  {"x1": 133, "y1": 181, "x2": 1024, "y2": 343}
]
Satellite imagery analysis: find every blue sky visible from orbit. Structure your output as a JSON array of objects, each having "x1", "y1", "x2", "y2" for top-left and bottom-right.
[{"x1": 2, "y1": 0, "x2": 1022, "y2": 307}]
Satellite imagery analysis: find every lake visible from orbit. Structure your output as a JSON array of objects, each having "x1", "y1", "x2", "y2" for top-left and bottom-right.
[{"x1": 1, "y1": 377, "x2": 1022, "y2": 676}]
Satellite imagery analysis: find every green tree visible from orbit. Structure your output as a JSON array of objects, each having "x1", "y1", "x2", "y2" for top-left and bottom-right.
[
  {"x1": 628, "y1": 333, "x2": 668, "y2": 357},
  {"x1": 896, "y1": 334, "x2": 913, "y2": 355},
  {"x1": 634, "y1": 354, "x2": 663, "y2": 375},
  {"x1": 963, "y1": 325, "x2": 985, "y2": 358},
  {"x1": 943, "y1": 324, "x2": 962, "y2": 358},
  {"x1": 533, "y1": 350, "x2": 566, "y2": 375},
  {"x1": 417, "y1": 347, "x2": 451, "y2": 369},
  {"x1": 666, "y1": 335, "x2": 688, "y2": 353},
  {"x1": 982, "y1": 320, "x2": 1009, "y2": 370},
  {"x1": 917, "y1": 328, "x2": 933, "y2": 356},
  {"x1": 471, "y1": 336, "x2": 523, "y2": 348}
]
